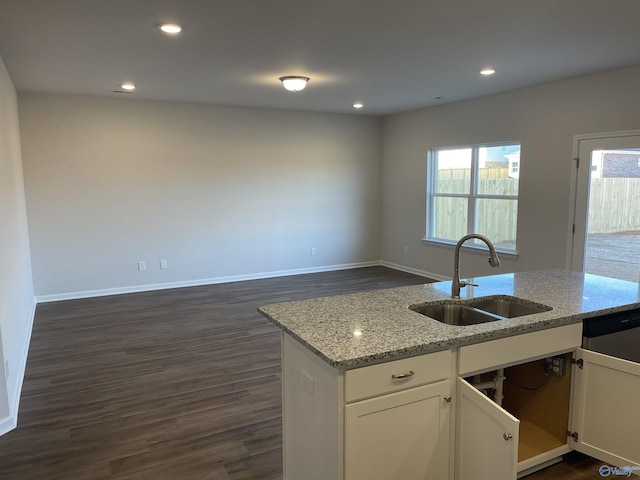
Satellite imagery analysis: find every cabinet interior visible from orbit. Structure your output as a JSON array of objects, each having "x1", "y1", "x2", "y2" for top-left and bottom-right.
[{"x1": 469, "y1": 353, "x2": 573, "y2": 464}]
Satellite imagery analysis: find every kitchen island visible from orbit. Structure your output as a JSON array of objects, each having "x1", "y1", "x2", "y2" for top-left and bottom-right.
[{"x1": 258, "y1": 269, "x2": 640, "y2": 480}]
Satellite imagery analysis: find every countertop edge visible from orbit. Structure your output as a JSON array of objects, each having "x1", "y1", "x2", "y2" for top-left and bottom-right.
[
  {"x1": 261, "y1": 308, "x2": 592, "y2": 370},
  {"x1": 258, "y1": 271, "x2": 640, "y2": 370}
]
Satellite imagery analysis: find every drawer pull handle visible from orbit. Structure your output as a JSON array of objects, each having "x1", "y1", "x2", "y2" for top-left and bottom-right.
[
  {"x1": 444, "y1": 395, "x2": 452, "y2": 403},
  {"x1": 391, "y1": 370, "x2": 415, "y2": 380},
  {"x1": 503, "y1": 433, "x2": 513, "y2": 441}
]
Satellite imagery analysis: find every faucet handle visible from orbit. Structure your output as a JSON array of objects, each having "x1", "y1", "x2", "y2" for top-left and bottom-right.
[{"x1": 460, "y1": 280, "x2": 479, "y2": 288}]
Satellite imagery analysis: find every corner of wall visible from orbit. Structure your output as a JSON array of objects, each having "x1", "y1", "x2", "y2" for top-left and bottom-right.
[
  {"x1": 0, "y1": 53, "x2": 37, "y2": 437},
  {"x1": 0, "y1": 412, "x2": 17, "y2": 437},
  {"x1": 0, "y1": 297, "x2": 36, "y2": 437}
]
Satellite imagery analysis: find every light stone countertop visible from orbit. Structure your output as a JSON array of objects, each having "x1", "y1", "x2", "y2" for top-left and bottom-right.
[{"x1": 258, "y1": 269, "x2": 640, "y2": 369}]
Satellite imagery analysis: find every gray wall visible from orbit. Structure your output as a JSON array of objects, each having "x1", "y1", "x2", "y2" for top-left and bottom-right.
[
  {"x1": 19, "y1": 67, "x2": 640, "y2": 300},
  {"x1": 19, "y1": 93, "x2": 383, "y2": 298},
  {"x1": 381, "y1": 66, "x2": 640, "y2": 280},
  {"x1": 0, "y1": 56, "x2": 35, "y2": 434}
]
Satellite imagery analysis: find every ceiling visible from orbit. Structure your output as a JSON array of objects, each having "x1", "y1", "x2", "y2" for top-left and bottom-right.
[{"x1": 1, "y1": 0, "x2": 639, "y2": 115}]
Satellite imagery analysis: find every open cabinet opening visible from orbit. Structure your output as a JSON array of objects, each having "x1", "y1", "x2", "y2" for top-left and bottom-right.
[
  {"x1": 502, "y1": 354, "x2": 572, "y2": 463},
  {"x1": 465, "y1": 353, "x2": 573, "y2": 468}
]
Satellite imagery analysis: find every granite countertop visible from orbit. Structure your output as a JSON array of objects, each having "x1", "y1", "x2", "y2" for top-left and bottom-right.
[{"x1": 258, "y1": 269, "x2": 640, "y2": 369}]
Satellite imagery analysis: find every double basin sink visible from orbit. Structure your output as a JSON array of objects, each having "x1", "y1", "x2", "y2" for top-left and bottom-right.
[{"x1": 409, "y1": 295, "x2": 552, "y2": 326}]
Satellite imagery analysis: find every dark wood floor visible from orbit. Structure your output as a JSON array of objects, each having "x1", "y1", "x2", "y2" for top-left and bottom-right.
[{"x1": 0, "y1": 266, "x2": 604, "y2": 479}]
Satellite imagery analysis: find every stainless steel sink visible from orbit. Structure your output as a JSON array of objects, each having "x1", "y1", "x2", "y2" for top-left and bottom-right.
[
  {"x1": 468, "y1": 295, "x2": 552, "y2": 318},
  {"x1": 409, "y1": 303, "x2": 504, "y2": 326},
  {"x1": 409, "y1": 295, "x2": 552, "y2": 326}
]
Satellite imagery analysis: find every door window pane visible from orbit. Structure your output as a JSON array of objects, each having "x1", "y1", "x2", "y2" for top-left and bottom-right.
[{"x1": 585, "y1": 148, "x2": 640, "y2": 281}]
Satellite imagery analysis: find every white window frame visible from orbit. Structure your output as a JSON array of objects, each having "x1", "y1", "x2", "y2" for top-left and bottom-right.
[{"x1": 424, "y1": 141, "x2": 520, "y2": 256}]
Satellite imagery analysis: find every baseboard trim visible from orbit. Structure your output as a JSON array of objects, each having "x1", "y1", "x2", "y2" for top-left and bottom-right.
[
  {"x1": 0, "y1": 414, "x2": 16, "y2": 437},
  {"x1": 36, "y1": 261, "x2": 382, "y2": 303},
  {"x1": 12, "y1": 299, "x2": 36, "y2": 416},
  {"x1": 379, "y1": 261, "x2": 450, "y2": 282},
  {"x1": 0, "y1": 297, "x2": 36, "y2": 437}
]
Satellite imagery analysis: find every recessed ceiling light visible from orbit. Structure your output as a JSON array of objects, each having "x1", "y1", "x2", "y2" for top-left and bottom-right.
[
  {"x1": 479, "y1": 68, "x2": 496, "y2": 76},
  {"x1": 160, "y1": 23, "x2": 183, "y2": 34},
  {"x1": 120, "y1": 82, "x2": 136, "y2": 91},
  {"x1": 353, "y1": 103, "x2": 364, "y2": 109}
]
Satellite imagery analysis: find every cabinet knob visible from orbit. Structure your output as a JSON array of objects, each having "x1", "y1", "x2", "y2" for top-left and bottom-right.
[
  {"x1": 444, "y1": 395, "x2": 452, "y2": 403},
  {"x1": 391, "y1": 370, "x2": 415, "y2": 380},
  {"x1": 503, "y1": 433, "x2": 513, "y2": 441}
]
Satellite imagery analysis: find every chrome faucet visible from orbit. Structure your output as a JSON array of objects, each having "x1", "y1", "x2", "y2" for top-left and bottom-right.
[{"x1": 451, "y1": 234, "x2": 501, "y2": 299}]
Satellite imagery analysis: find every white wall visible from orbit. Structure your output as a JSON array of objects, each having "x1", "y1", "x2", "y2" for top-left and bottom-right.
[
  {"x1": 19, "y1": 93, "x2": 383, "y2": 298},
  {"x1": 0, "y1": 56, "x2": 35, "y2": 434},
  {"x1": 381, "y1": 66, "x2": 640, "y2": 280}
]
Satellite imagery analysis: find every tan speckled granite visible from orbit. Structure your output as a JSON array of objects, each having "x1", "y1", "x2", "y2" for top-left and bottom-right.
[{"x1": 258, "y1": 269, "x2": 640, "y2": 369}]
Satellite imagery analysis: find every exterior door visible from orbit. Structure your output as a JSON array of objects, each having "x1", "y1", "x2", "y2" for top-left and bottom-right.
[
  {"x1": 570, "y1": 131, "x2": 640, "y2": 280},
  {"x1": 455, "y1": 377, "x2": 519, "y2": 480}
]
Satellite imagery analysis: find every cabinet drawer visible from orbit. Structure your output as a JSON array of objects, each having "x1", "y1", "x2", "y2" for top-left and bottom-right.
[
  {"x1": 344, "y1": 350, "x2": 451, "y2": 402},
  {"x1": 458, "y1": 323, "x2": 582, "y2": 376}
]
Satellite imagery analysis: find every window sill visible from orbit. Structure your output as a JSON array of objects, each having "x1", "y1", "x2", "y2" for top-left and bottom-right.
[{"x1": 421, "y1": 238, "x2": 520, "y2": 260}]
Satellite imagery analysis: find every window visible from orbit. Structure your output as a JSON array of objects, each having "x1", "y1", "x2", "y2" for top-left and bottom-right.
[{"x1": 426, "y1": 142, "x2": 520, "y2": 252}]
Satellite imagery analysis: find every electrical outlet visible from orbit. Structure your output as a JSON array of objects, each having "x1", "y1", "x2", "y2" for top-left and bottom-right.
[
  {"x1": 311, "y1": 247, "x2": 317, "y2": 256},
  {"x1": 160, "y1": 259, "x2": 168, "y2": 269},
  {"x1": 545, "y1": 355, "x2": 565, "y2": 376},
  {"x1": 137, "y1": 261, "x2": 146, "y2": 271},
  {"x1": 298, "y1": 369, "x2": 315, "y2": 396},
  {"x1": 4, "y1": 360, "x2": 8, "y2": 380},
  {"x1": 404, "y1": 246, "x2": 409, "y2": 254}
]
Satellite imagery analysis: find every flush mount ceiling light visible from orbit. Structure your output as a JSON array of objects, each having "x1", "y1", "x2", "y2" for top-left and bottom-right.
[
  {"x1": 160, "y1": 23, "x2": 183, "y2": 34},
  {"x1": 479, "y1": 68, "x2": 496, "y2": 76},
  {"x1": 279, "y1": 76, "x2": 309, "y2": 92},
  {"x1": 120, "y1": 82, "x2": 136, "y2": 91}
]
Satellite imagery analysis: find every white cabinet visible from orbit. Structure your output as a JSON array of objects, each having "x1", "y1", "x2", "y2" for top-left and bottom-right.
[
  {"x1": 455, "y1": 324, "x2": 640, "y2": 479},
  {"x1": 345, "y1": 380, "x2": 451, "y2": 480},
  {"x1": 457, "y1": 323, "x2": 583, "y2": 376},
  {"x1": 456, "y1": 324, "x2": 580, "y2": 479},
  {"x1": 282, "y1": 333, "x2": 342, "y2": 480},
  {"x1": 281, "y1": 321, "x2": 640, "y2": 480},
  {"x1": 571, "y1": 349, "x2": 640, "y2": 470},
  {"x1": 344, "y1": 350, "x2": 450, "y2": 402},
  {"x1": 281, "y1": 333, "x2": 452, "y2": 480},
  {"x1": 456, "y1": 377, "x2": 519, "y2": 480},
  {"x1": 343, "y1": 350, "x2": 452, "y2": 480}
]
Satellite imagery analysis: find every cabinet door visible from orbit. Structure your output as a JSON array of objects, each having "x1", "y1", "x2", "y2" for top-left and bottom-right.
[
  {"x1": 571, "y1": 348, "x2": 640, "y2": 470},
  {"x1": 455, "y1": 378, "x2": 519, "y2": 480},
  {"x1": 345, "y1": 380, "x2": 451, "y2": 480}
]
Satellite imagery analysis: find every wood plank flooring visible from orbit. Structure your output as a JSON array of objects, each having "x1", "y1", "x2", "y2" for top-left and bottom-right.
[{"x1": 0, "y1": 266, "x2": 606, "y2": 479}]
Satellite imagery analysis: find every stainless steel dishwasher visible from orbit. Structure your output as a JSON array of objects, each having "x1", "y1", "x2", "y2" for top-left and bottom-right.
[{"x1": 582, "y1": 308, "x2": 640, "y2": 363}]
